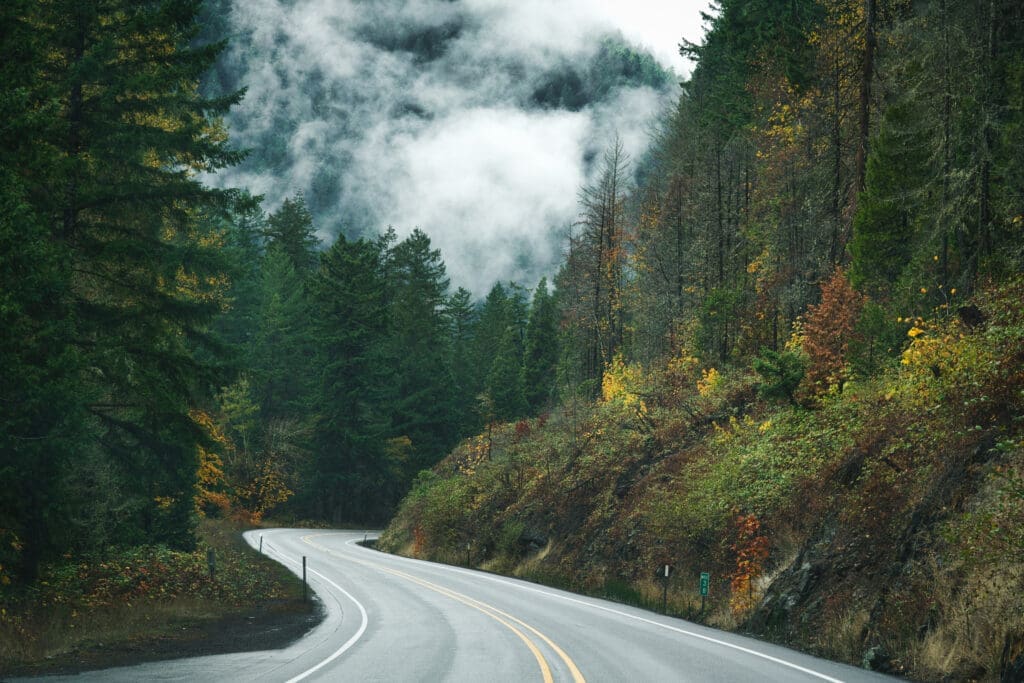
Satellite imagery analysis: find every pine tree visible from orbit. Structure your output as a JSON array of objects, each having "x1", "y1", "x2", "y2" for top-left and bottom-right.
[
  {"x1": 212, "y1": 194, "x2": 266, "y2": 354},
  {"x1": 848, "y1": 101, "x2": 927, "y2": 298},
  {"x1": 487, "y1": 324, "x2": 529, "y2": 422},
  {"x1": 0, "y1": 0, "x2": 86, "y2": 582},
  {"x1": 385, "y1": 229, "x2": 456, "y2": 475},
  {"x1": 446, "y1": 287, "x2": 479, "y2": 437},
  {"x1": 264, "y1": 193, "x2": 320, "y2": 273},
  {"x1": 472, "y1": 283, "x2": 509, "y2": 392},
  {"x1": 523, "y1": 277, "x2": 559, "y2": 413},
  {"x1": 9, "y1": 0, "x2": 245, "y2": 564},
  {"x1": 253, "y1": 246, "x2": 313, "y2": 422},
  {"x1": 308, "y1": 236, "x2": 392, "y2": 522}
]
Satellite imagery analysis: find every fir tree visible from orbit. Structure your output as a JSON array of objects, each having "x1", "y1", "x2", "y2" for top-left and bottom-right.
[
  {"x1": 487, "y1": 325, "x2": 528, "y2": 422},
  {"x1": 447, "y1": 287, "x2": 479, "y2": 437},
  {"x1": 10, "y1": 0, "x2": 245, "y2": 565},
  {"x1": 253, "y1": 245, "x2": 313, "y2": 422},
  {"x1": 264, "y1": 193, "x2": 320, "y2": 273},
  {"x1": 308, "y1": 236, "x2": 391, "y2": 522},
  {"x1": 385, "y1": 229, "x2": 456, "y2": 475},
  {"x1": 523, "y1": 277, "x2": 559, "y2": 413}
]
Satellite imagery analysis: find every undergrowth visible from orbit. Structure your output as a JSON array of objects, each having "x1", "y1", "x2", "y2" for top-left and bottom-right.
[
  {"x1": 0, "y1": 518, "x2": 307, "y2": 671},
  {"x1": 379, "y1": 277, "x2": 1024, "y2": 681}
]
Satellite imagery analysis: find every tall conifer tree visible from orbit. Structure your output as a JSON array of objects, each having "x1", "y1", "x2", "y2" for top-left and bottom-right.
[
  {"x1": 19, "y1": 0, "x2": 243, "y2": 560},
  {"x1": 523, "y1": 277, "x2": 559, "y2": 413}
]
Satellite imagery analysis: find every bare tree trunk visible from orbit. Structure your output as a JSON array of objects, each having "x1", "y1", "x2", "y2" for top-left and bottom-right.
[
  {"x1": 854, "y1": 0, "x2": 878, "y2": 196},
  {"x1": 831, "y1": 48, "x2": 843, "y2": 263}
]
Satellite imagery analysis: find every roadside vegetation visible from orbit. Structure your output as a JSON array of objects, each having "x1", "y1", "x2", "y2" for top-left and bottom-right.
[
  {"x1": 0, "y1": 518, "x2": 314, "y2": 676},
  {"x1": 4, "y1": 0, "x2": 1023, "y2": 680},
  {"x1": 380, "y1": 276, "x2": 1024, "y2": 682}
]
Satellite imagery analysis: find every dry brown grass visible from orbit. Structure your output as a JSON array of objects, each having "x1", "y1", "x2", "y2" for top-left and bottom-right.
[
  {"x1": 0, "y1": 598, "x2": 221, "y2": 664},
  {"x1": 816, "y1": 604, "x2": 872, "y2": 663},
  {"x1": 908, "y1": 562, "x2": 1024, "y2": 681}
]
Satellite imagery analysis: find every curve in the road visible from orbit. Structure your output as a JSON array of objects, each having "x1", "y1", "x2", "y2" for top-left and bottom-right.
[
  {"x1": 15, "y1": 529, "x2": 895, "y2": 682},
  {"x1": 261, "y1": 540, "x2": 369, "y2": 683},
  {"x1": 301, "y1": 533, "x2": 585, "y2": 683},
  {"x1": 412, "y1": 558, "x2": 846, "y2": 683}
]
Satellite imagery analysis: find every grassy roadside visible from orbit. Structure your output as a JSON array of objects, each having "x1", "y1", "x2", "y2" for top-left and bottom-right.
[
  {"x1": 378, "y1": 277, "x2": 1024, "y2": 680},
  {"x1": 0, "y1": 518, "x2": 318, "y2": 677}
]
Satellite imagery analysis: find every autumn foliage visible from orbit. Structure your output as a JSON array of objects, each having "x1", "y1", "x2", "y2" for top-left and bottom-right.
[
  {"x1": 798, "y1": 268, "x2": 866, "y2": 398},
  {"x1": 729, "y1": 513, "x2": 771, "y2": 618}
]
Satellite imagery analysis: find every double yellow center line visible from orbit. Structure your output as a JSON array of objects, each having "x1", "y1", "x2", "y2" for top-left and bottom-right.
[{"x1": 301, "y1": 534, "x2": 585, "y2": 683}]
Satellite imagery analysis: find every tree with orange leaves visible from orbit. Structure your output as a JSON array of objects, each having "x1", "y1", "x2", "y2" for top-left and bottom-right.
[
  {"x1": 799, "y1": 268, "x2": 866, "y2": 398},
  {"x1": 730, "y1": 512, "x2": 771, "y2": 618}
]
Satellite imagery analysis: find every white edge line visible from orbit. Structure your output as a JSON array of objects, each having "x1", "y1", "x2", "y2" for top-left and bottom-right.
[
  {"x1": 343, "y1": 537, "x2": 844, "y2": 683},
  {"x1": 252, "y1": 534, "x2": 369, "y2": 683}
]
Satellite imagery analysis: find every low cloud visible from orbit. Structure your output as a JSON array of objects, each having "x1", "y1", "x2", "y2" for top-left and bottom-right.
[{"x1": 206, "y1": 0, "x2": 677, "y2": 293}]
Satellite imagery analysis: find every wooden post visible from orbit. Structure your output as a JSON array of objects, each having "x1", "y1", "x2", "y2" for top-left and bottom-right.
[
  {"x1": 259, "y1": 534, "x2": 263, "y2": 554},
  {"x1": 207, "y1": 548, "x2": 215, "y2": 581},
  {"x1": 302, "y1": 556, "x2": 307, "y2": 601}
]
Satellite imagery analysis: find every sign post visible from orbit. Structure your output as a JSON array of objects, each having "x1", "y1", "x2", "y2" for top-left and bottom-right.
[
  {"x1": 302, "y1": 556, "x2": 308, "y2": 602},
  {"x1": 661, "y1": 564, "x2": 671, "y2": 614},
  {"x1": 699, "y1": 572, "x2": 710, "y2": 615}
]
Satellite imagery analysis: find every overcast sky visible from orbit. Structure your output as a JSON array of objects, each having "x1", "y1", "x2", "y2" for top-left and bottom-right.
[
  {"x1": 584, "y1": 0, "x2": 713, "y2": 76},
  {"x1": 211, "y1": 0, "x2": 714, "y2": 294}
]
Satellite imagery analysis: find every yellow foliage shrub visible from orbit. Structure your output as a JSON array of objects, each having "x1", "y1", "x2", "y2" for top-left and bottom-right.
[
  {"x1": 697, "y1": 367, "x2": 721, "y2": 397},
  {"x1": 602, "y1": 354, "x2": 646, "y2": 415}
]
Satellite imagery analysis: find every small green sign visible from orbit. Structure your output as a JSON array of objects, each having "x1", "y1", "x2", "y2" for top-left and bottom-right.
[{"x1": 700, "y1": 572, "x2": 710, "y2": 596}]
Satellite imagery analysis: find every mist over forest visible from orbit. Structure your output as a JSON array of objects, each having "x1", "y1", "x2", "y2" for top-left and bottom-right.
[
  {"x1": 3, "y1": 1, "x2": 1024, "y2": 679},
  {"x1": 199, "y1": 0, "x2": 675, "y2": 292}
]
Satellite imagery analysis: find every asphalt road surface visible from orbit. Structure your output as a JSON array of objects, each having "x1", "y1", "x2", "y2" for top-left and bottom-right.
[{"x1": 25, "y1": 529, "x2": 896, "y2": 682}]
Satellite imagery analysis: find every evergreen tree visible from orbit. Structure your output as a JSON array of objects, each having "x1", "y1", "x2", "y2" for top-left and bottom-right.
[
  {"x1": 472, "y1": 283, "x2": 511, "y2": 396},
  {"x1": 212, "y1": 194, "x2": 266, "y2": 354},
  {"x1": 386, "y1": 229, "x2": 456, "y2": 475},
  {"x1": 848, "y1": 101, "x2": 927, "y2": 298},
  {"x1": 446, "y1": 287, "x2": 479, "y2": 437},
  {"x1": 5, "y1": 0, "x2": 245, "y2": 567},
  {"x1": 253, "y1": 245, "x2": 313, "y2": 422},
  {"x1": 0, "y1": 0, "x2": 81, "y2": 582},
  {"x1": 308, "y1": 236, "x2": 392, "y2": 522},
  {"x1": 264, "y1": 193, "x2": 319, "y2": 273},
  {"x1": 523, "y1": 277, "x2": 559, "y2": 413},
  {"x1": 0, "y1": 171, "x2": 87, "y2": 581},
  {"x1": 487, "y1": 325, "x2": 528, "y2": 422}
]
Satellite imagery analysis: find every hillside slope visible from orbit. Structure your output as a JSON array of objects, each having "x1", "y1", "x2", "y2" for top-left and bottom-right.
[{"x1": 380, "y1": 278, "x2": 1024, "y2": 682}]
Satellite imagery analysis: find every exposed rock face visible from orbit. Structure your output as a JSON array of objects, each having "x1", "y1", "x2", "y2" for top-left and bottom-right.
[
  {"x1": 519, "y1": 528, "x2": 548, "y2": 552},
  {"x1": 861, "y1": 645, "x2": 892, "y2": 673},
  {"x1": 1003, "y1": 656, "x2": 1024, "y2": 683},
  {"x1": 745, "y1": 435, "x2": 1008, "y2": 681},
  {"x1": 749, "y1": 559, "x2": 820, "y2": 632},
  {"x1": 1003, "y1": 633, "x2": 1024, "y2": 683}
]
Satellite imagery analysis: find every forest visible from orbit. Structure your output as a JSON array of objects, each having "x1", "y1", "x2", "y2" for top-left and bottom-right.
[{"x1": 2, "y1": 0, "x2": 1023, "y2": 679}]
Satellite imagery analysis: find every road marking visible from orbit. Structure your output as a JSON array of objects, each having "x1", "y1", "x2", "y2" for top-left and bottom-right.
[
  {"x1": 381, "y1": 552, "x2": 847, "y2": 683},
  {"x1": 383, "y1": 567, "x2": 554, "y2": 683},
  {"x1": 302, "y1": 534, "x2": 585, "y2": 683},
  {"x1": 252, "y1": 533, "x2": 370, "y2": 683}
]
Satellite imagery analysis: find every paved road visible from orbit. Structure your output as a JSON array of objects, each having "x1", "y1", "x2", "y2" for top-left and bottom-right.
[{"x1": 26, "y1": 529, "x2": 896, "y2": 682}]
